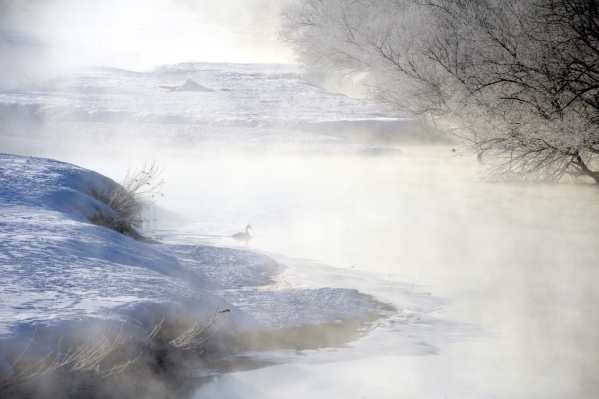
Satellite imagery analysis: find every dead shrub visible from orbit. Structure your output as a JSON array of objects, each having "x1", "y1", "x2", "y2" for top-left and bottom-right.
[{"x1": 90, "y1": 161, "x2": 163, "y2": 239}]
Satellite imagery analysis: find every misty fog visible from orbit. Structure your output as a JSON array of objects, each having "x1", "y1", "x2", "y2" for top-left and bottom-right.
[
  {"x1": 1, "y1": 1, "x2": 599, "y2": 399},
  {"x1": 0, "y1": 0, "x2": 293, "y2": 87}
]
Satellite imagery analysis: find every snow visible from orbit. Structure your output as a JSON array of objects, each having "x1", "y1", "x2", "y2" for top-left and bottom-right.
[
  {"x1": 0, "y1": 63, "x2": 428, "y2": 151},
  {"x1": 0, "y1": 153, "x2": 382, "y2": 339},
  {"x1": 177, "y1": 79, "x2": 213, "y2": 92}
]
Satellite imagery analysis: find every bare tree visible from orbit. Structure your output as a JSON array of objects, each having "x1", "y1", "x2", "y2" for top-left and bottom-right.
[{"x1": 281, "y1": 0, "x2": 599, "y2": 183}]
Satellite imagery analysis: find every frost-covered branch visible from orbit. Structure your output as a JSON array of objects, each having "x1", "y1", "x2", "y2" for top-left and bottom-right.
[{"x1": 280, "y1": 0, "x2": 599, "y2": 183}]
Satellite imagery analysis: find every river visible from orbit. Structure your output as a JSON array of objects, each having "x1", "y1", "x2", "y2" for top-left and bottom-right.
[
  {"x1": 63, "y1": 144, "x2": 599, "y2": 399},
  {"x1": 4, "y1": 129, "x2": 599, "y2": 397}
]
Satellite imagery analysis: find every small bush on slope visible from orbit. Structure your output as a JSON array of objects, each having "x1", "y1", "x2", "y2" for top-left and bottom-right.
[{"x1": 89, "y1": 161, "x2": 163, "y2": 240}]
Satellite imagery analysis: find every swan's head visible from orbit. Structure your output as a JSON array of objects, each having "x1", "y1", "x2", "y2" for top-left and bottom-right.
[{"x1": 246, "y1": 225, "x2": 253, "y2": 231}]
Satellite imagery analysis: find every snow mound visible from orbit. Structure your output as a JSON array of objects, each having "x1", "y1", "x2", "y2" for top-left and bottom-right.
[
  {"x1": 0, "y1": 155, "x2": 215, "y2": 336},
  {"x1": 177, "y1": 78, "x2": 213, "y2": 92}
]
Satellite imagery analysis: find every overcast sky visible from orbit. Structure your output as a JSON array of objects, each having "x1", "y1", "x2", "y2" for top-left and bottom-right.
[{"x1": 0, "y1": 0, "x2": 294, "y2": 82}]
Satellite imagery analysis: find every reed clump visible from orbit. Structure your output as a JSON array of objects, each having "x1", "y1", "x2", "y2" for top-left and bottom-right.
[
  {"x1": 90, "y1": 161, "x2": 163, "y2": 239},
  {"x1": 0, "y1": 309, "x2": 229, "y2": 399}
]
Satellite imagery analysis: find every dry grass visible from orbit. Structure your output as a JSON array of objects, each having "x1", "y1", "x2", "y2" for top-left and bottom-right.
[
  {"x1": 0, "y1": 310, "x2": 229, "y2": 398},
  {"x1": 168, "y1": 309, "x2": 229, "y2": 351},
  {"x1": 0, "y1": 325, "x2": 130, "y2": 392},
  {"x1": 90, "y1": 161, "x2": 163, "y2": 238}
]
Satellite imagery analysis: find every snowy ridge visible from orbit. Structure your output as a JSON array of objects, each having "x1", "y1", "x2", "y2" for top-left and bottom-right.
[
  {"x1": 0, "y1": 63, "x2": 431, "y2": 149},
  {"x1": 0, "y1": 153, "x2": 381, "y2": 338}
]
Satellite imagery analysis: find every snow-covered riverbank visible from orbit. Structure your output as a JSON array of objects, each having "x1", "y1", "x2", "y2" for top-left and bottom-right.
[{"x1": 0, "y1": 153, "x2": 390, "y2": 397}]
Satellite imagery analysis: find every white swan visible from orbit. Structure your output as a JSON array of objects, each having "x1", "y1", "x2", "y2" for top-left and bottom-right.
[{"x1": 232, "y1": 225, "x2": 252, "y2": 242}]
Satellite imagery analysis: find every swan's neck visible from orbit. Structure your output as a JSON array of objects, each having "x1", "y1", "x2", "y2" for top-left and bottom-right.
[{"x1": 246, "y1": 226, "x2": 250, "y2": 234}]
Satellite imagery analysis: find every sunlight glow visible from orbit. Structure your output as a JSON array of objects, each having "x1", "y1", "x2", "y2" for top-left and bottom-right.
[{"x1": 2, "y1": 0, "x2": 294, "y2": 73}]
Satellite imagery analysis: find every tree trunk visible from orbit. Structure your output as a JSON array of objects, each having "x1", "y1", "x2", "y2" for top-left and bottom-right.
[{"x1": 575, "y1": 155, "x2": 599, "y2": 184}]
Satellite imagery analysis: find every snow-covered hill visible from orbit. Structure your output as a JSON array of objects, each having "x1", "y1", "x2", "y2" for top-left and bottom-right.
[{"x1": 0, "y1": 63, "x2": 432, "y2": 152}]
